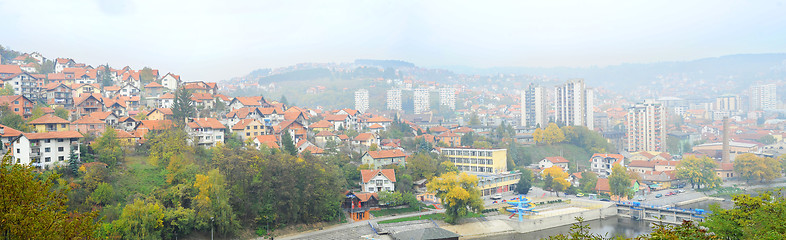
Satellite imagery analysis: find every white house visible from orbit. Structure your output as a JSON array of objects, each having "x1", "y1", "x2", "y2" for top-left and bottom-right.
[
  {"x1": 539, "y1": 156, "x2": 570, "y2": 172},
  {"x1": 118, "y1": 83, "x2": 141, "y2": 97},
  {"x1": 158, "y1": 93, "x2": 174, "y2": 108},
  {"x1": 160, "y1": 73, "x2": 181, "y2": 91},
  {"x1": 589, "y1": 153, "x2": 625, "y2": 177},
  {"x1": 185, "y1": 118, "x2": 226, "y2": 147},
  {"x1": 360, "y1": 169, "x2": 396, "y2": 193},
  {"x1": 10, "y1": 131, "x2": 83, "y2": 170}
]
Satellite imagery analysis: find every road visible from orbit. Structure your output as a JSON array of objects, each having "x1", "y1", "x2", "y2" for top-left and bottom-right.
[{"x1": 273, "y1": 208, "x2": 445, "y2": 240}]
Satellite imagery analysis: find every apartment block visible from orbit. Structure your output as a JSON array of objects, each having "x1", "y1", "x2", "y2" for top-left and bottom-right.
[
  {"x1": 555, "y1": 79, "x2": 594, "y2": 130},
  {"x1": 749, "y1": 84, "x2": 776, "y2": 110},
  {"x1": 521, "y1": 83, "x2": 546, "y2": 128},
  {"x1": 354, "y1": 89, "x2": 369, "y2": 113},
  {"x1": 439, "y1": 87, "x2": 456, "y2": 110},
  {"x1": 386, "y1": 88, "x2": 402, "y2": 111},
  {"x1": 413, "y1": 88, "x2": 430, "y2": 114},
  {"x1": 626, "y1": 100, "x2": 665, "y2": 152},
  {"x1": 439, "y1": 147, "x2": 507, "y2": 174}
]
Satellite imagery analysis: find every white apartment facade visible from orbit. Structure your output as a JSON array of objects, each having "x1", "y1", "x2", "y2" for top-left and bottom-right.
[
  {"x1": 9, "y1": 131, "x2": 82, "y2": 170},
  {"x1": 521, "y1": 83, "x2": 546, "y2": 128},
  {"x1": 439, "y1": 87, "x2": 456, "y2": 110},
  {"x1": 387, "y1": 88, "x2": 402, "y2": 111},
  {"x1": 555, "y1": 79, "x2": 594, "y2": 130},
  {"x1": 750, "y1": 83, "x2": 776, "y2": 110},
  {"x1": 626, "y1": 100, "x2": 666, "y2": 152},
  {"x1": 413, "y1": 88, "x2": 430, "y2": 114},
  {"x1": 354, "y1": 89, "x2": 369, "y2": 113}
]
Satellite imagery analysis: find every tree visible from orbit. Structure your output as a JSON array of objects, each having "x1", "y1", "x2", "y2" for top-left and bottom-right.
[
  {"x1": 0, "y1": 104, "x2": 31, "y2": 132},
  {"x1": 702, "y1": 191, "x2": 786, "y2": 239},
  {"x1": 543, "y1": 166, "x2": 570, "y2": 196},
  {"x1": 28, "y1": 105, "x2": 45, "y2": 121},
  {"x1": 279, "y1": 95, "x2": 289, "y2": 106},
  {"x1": 469, "y1": 113, "x2": 481, "y2": 125},
  {"x1": 515, "y1": 169, "x2": 533, "y2": 194},
  {"x1": 114, "y1": 198, "x2": 165, "y2": 239},
  {"x1": 438, "y1": 161, "x2": 459, "y2": 175},
  {"x1": 408, "y1": 153, "x2": 439, "y2": 180},
  {"x1": 0, "y1": 84, "x2": 14, "y2": 95},
  {"x1": 757, "y1": 135, "x2": 777, "y2": 145},
  {"x1": 281, "y1": 131, "x2": 297, "y2": 156},
  {"x1": 54, "y1": 106, "x2": 69, "y2": 120},
  {"x1": 89, "y1": 182, "x2": 114, "y2": 206},
  {"x1": 139, "y1": 67, "x2": 157, "y2": 84},
  {"x1": 0, "y1": 154, "x2": 99, "y2": 239},
  {"x1": 369, "y1": 143, "x2": 379, "y2": 151},
  {"x1": 426, "y1": 172, "x2": 484, "y2": 224},
  {"x1": 734, "y1": 153, "x2": 781, "y2": 183},
  {"x1": 460, "y1": 132, "x2": 475, "y2": 146},
  {"x1": 675, "y1": 155, "x2": 722, "y2": 189},
  {"x1": 171, "y1": 87, "x2": 195, "y2": 122},
  {"x1": 94, "y1": 126, "x2": 124, "y2": 166},
  {"x1": 609, "y1": 164, "x2": 632, "y2": 199},
  {"x1": 579, "y1": 171, "x2": 598, "y2": 193},
  {"x1": 99, "y1": 64, "x2": 114, "y2": 87},
  {"x1": 534, "y1": 123, "x2": 566, "y2": 145},
  {"x1": 193, "y1": 169, "x2": 240, "y2": 235}
]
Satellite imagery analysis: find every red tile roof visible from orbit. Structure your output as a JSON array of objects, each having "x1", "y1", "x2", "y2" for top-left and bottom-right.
[
  {"x1": 366, "y1": 149, "x2": 406, "y2": 159},
  {"x1": 0, "y1": 65, "x2": 23, "y2": 74},
  {"x1": 144, "y1": 81, "x2": 164, "y2": 88},
  {"x1": 231, "y1": 119, "x2": 260, "y2": 130},
  {"x1": 309, "y1": 120, "x2": 332, "y2": 128},
  {"x1": 138, "y1": 120, "x2": 173, "y2": 130},
  {"x1": 325, "y1": 114, "x2": 349, "y2": 121},
  {"x1": 354, "y1": 133, "x2": 376, "y2": 141},
  {"x1": 366, "y1": 116, "x2": 392, "y2": 123},
  {"x1": 25, "y1": 131, "x2": 83, "y2": 140},
  {"x1": 255, "y1": 135, "x2": 279, "y2": 149},
  {"x1": 71, "y1": 115, "x2": 104, "y2": 124},
  {"x1": 29, "y1": 114, "x2": 70, "y2": 124},
  {"x1": 0, "y1": 124, "x2": 24, "y2": 137},
  {"x1": 361, "y1": 169, "x2": 396, "y2": 182},
  {"x1": 187, "y1": 118, "x2": 225, "y2": 129},
  {"x1": 545, "y1": 156, "x2": 570, "y2": 164}
]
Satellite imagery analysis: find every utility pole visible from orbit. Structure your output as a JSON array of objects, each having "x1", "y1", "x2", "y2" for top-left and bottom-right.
[{"x1": 210, "y1": 217, "x2": 214, "y2": 240}]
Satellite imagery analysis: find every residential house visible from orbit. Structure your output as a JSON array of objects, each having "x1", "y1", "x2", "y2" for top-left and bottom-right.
[
  {"x1": 158, "y1": 93, "x2": 174, "y2": 108},
  {"x1": 253, "y1": 134, "x2": 280, "y2": 150},
  {"x1": 88, "y1": 111, "x2": 119, "y2": 127},
  {"x1": 361, "y1": 149, "x2": 407, "y2": 168},
  {"x1": 589, "y1": 153, "x2": 625, "y2": 177},
  {"x1": 325, "y1": 114, "x2": 351, "y2": 131},
  {"x1": 2, "y1": 71, "x2": 41, "y2": 101},
  {"x1": 118, "y1": 83, "x2": 141, "y2": 97},
  {"x1": 144, "y1": 81, "x2": 166, "y2": 98},
  {"x1": 159, "y1": 73, "x2": 181, "y2": 91},
  {"x1": 29, "y1": 114, "x2": 70, "y2": 133},
  {"x1": 539, "y1": 156, "x2": 570, "y2": 171},
  {"x1": 134, "y1": 119, "x2": 172, "y2": 138},
  {"x1": 368, "y1": 124, "x2": 384, "y2": 134},
  {"x1": 364, "y1": 116, "x2": 393, "y2": 129},
  {"x1": 54, "y1": 58, "x2": 76, "y2": 73},
  {"x1": 185, "y1": 118, "x2": 226, "y2": 147},
  {"x1": 436, "y1": 131, "x2": 460, "y2": 147},
  {"x1": 0, "y1": 95, "x2": 34, "y2": 119},
  {"x1": 274, "y1": 120, "x2": 307, "y2": 143},
  {"x1": 229, "y1": 96, "x2": 268, "y2": 110},
  {"x1": 146, "y1": 108, "x2": 173, "y2": 121},
  {"x1": 103, "y1": 100, "x2": 128, "y2": 117},
  {"x1": 71, "y1": 115, "x2": 106, "y2": 134},
  {"x1": 43, "y1": 82, "x2": 73, "y2": 108},
  {"x1": 353, "y1": 132, "x2": 380, "y2": 147},
  {"x1": 10, "y1": 131, "x2": 82, "y2": 170},
  {"x1": 190, "y1": 93, "x2": 215, "y2": 108},
  {"x1": 440, "y1": 147, "x2": 508, "y2": 174},
  {"x1": 74, "y1": 93, "x2": 103, "y2": 116},
  {"x1": 231, "y1": 119, "x2": 266, "y2": 140},
  {"x1": 102, "y1": 86, "x2": 120, "y2": 98},
  {"x1": 308, "y1": 120, "x2": 332, "y2": 133},
  {"x1": 360, "y1": 169, "x2": 396, "y2": 193},
  {"x1": 342, "y1": 190, "x2": 379, "y2": 221},
  {"x1": 118, "y1": 117, "x2": 140, "y2": 132},
  {"x1": 314, "y1": 131, "x2": 337, "y2": 147},
  {"x1": 0, "y1": 124, "x2": 24, "y2": 154}
]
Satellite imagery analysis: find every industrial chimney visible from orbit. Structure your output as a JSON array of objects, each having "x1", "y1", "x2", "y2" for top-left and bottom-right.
[{"x1": 722, "y1": 117, "x2": 730, "y2": 163}]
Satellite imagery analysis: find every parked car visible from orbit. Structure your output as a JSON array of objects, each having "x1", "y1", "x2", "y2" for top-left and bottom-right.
[
  {"x1": 677, "y1": 189, "x2": 685, "y2": 193},
  {"x1": 655, "y1": 193, "x2": 663, "y2": 198},
  {"x1": 577, "y1": 193, "x2": 585, "y2": 197},
  {"x1": 491, "y1": 194, "x2": 502, "y2": 200}
]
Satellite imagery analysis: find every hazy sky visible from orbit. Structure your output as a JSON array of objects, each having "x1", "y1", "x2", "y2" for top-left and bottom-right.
[{"x1": 1, "y1": 0, "x2": 785, "y2": 81}]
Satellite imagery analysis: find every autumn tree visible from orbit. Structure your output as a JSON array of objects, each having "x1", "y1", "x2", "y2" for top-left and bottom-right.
[
  {"x1": 94, "y1": 126, "x2": 124, "y2": 166},
  {"x1": 702, "y1": 191, "x2": 786, "y2": 239},
  {"x1": 609, "y1": 164, "x2": 632, "y2": 199},
  {"x1": 408, "y1": 152, "x2": 439, "y2": 180},
  {"x1": 579, "y1": 171, "x2": 598, "y2": 193},
  {"x1": 54, "y1": 106, "x2": 70, "y2": 120},
  {"x1": 734, "y1": 153, "x2": 781, "y2": 184},
  {"x1": 533, "y1": 123, "x2": 566, "y2": 145},
  {"x1": 147, "y1": 128, "x2": 191, "y2": 167},
  {"x1": 0, "y1": 84, "x2": 14, "y2": 95},
  {"x1": 675, "y1": 155, "x2": 722, "y2": 189},
  {"x1": 426, "y1": 172, "x2": 484, "y2": 224},
  {"x1": 438, "y1": 161, "x2": 459, "y2": 175},
  {"x1": 543, "y1": 166, "x2": 570, "y2": 196},
  {"x1": 0, "y1": 154, "x2": 99, "y2": 239},
  {"x1": 193, "y1": 169, "x2": 240, "y2": 235},
  {"x1": 281, "y1": 131, "x2": 297, "y2": 155},
  {"x1": 114, "y1": 198, "x2": 165, "y2": 239}
]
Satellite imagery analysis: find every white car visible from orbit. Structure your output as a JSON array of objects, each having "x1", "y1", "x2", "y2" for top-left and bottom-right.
[{"x1": 491, "y1": 194, "x2": 503, "y2": 200}]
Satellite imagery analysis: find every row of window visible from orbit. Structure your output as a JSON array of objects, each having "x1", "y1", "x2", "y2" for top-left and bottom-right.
[
  {"x1": 457, "y1": 165, "x2": 493, "y2": 173},
  {"x1": 442, "y1": 149, "x2": 494, "y2": 157},
  {"x1": 450, "y1": 158, "x2": 493, "y2": 165}
]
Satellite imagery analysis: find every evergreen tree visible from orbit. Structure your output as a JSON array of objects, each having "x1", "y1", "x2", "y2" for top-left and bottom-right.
[
  {"x1": 515, "y1": 169, "x2": 532, "y2": 194},
  {"x1": 281, "y1": 131, "x2": 297, "y2": 156},
  {"x1": 172, "y1": 87, "x2": 195, "y2": 123}
]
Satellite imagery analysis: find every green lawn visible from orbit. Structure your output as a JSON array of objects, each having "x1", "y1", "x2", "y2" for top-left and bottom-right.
[
  {"x1": 371, "y1": 207, "x2": 420, "y2": 217},
  {"x1": 378, "y1": 212, "x2": 485, "y2": 224}
]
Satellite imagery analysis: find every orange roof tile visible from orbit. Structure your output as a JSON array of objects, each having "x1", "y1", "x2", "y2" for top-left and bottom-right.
[
  {"x1": 361, "y1": 169, "x2": 396, "y2": 182},
  {"x1": 0, "y1": 124, "x2": 24, "y2": 137},
  {"x1": 309, "y1": 120, "x2": 332, "y2": 128},
  {"x1": 71, "y1": 115, "x2": 105, "y2": 124},
  {"x1": 366, "y1": 149, "x2": 406, "y2": 159},
  {"x1": 187, "y1": 118, "x2": 225, "y2": 129},
  {"x1": 255, "y1": 135, "x2": 280, "y2": 149},
  {"x1": 25, "y1": 131, "x2": 83, "y2": 140},
  {"x1": 231, "y1": 119, "x2": 260, "y2": 130},
  {"x1": 29, "y1": 114, "x2": 70, "y2": 124}
]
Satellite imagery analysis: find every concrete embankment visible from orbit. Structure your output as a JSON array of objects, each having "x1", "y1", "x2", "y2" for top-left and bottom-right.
[
  {"x1": 671, "y1": 197, "x2": 725, "y2": 207},
  {"x1": 443, "y1": 200, "x2": 617, "y2": 239}
]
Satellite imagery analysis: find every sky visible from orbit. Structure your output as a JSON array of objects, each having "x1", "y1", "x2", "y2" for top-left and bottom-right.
[{"x1": 1, "y1": 0, "x2": 785, "y2": 81}]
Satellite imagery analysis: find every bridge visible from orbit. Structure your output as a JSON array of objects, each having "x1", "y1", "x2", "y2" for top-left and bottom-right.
[{"x1": 615, "y1": 201, "x2": 709, "y2": 224}]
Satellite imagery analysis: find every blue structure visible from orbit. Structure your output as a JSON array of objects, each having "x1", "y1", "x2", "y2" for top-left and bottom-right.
[{"x1": 505, "y1": 195, "x2": 536, "y2": 221}]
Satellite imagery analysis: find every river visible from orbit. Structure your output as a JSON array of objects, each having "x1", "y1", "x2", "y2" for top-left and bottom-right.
[{"x1": 471, "y1": 216, "x2": 654, "y2": 239}]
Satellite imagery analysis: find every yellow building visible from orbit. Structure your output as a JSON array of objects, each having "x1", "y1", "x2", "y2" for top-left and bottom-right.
[
  {"x1": 231, "y1": 119, "x2": 266, "y2": 140},
  {"x1": 29, "y1": 114, "x2": 70, "y2": 133},
  {"x1": 476, "y1": 171, "x2": 521, "y2": 196},
  {"x1": 439, "y1": 147, "x2": 507, "y2": 174},
  {"x1": 146, "y1": 108, "x2": 173, "y2": 121}
]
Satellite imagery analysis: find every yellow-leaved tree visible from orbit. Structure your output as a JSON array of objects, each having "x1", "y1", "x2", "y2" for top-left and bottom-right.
[
  {"x1": 426, "y1": 172, "x2": 484, "y2": 224},
  {"x1": 534, "y1": 123, "x2": 565, "y2": 145},
  {"x1": 543, "y1": 166, "x2": 570, "y2": 196},
  {"x1": 734, "y1": 153, "x2": 781, "y2": 184},
  {"x1": 675, "y1": 155, "x2": 721, "y2": 189},
  {"x1": 193, "y1": 169, "x2": 240, "y2": 236}
]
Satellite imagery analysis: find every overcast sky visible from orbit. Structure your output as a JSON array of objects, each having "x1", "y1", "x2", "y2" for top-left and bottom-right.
[{"x1": 1, "y1": 0, "x2": 785, "y2": 81}]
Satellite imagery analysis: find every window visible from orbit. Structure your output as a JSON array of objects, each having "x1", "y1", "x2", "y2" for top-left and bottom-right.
[
  {"x1": 45, "y1": 147, "x2": 51, "y2": 152},
  {"x1": 14, "y1": 108, "x2": 18, "y2": 111},
  {"x1": 16, "y1": 149, "x2": 20, "y2": 153},
  {"x1": 45, "y1": 157, "x2": 51, "y2": 162},
  {"x1": 59, "y1": 156, "x2": 64, "y2": 161},
  {"x1": 61, "y1": 124, "x2": 66, "y2": 128},
  {"x1": 368, "y1": 187, "x2": 374, "y2": 192},
  {"x1": 14, "y1": 101, "x2": 18, "y2": 104},
  {"x1": 58, "y1": 147, "x2": 64, "y2": 152},
  {"x1": 45, "y1": 139, "x2": 51, "y2": 143},
  {"x1": 385, "y1": 187, "x2": 391, "y2": 191},
  {"x1": 58, "y1": 139, "x2": 64, "y2": 142},
  {"x1": 376, "y1": 180, "x2": 383, "y2": 185}
]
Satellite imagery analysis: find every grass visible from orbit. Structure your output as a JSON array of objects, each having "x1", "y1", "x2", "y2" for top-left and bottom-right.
[
  {"x1": 378, "y1": 212, "x2": 486, "y2": 224},
  {"x1": 371, "y1": 206, "x2": 420, "y2": 217},
  {"x1": 113, "y1": 155, "x2": 166, "y2": 197},
  {"x1": 710, "y1": 186, "x2": 745, "y2": 198}
]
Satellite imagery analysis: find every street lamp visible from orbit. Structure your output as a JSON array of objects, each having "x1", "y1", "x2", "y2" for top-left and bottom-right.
[{"x1": 210, "y1": 217, "x2": 214, "y2": 240}]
